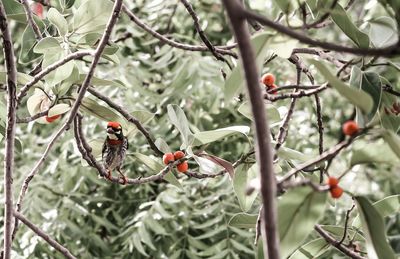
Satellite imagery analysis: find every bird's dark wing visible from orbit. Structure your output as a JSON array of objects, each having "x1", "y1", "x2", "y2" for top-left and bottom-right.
[{"x1": 102, "y1": 139, "x2": 108, "y2": 160}]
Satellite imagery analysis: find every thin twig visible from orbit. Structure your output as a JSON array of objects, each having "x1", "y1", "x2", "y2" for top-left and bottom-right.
[
  {"x1": 339, "y1": 201, "x2": 356, "y2": 245},
  {"x1": 315, "y1": 224, "x2": 366, "y2": 259},
  {"x1": 267, "y1": 84, "x2": 321, "y2": 93},
  {"x1": 16, "y1": 50, "x2": 93, "y2": 104},
  {"x1": 21, "y1": 0, "x2": 42, "y2": 40},
  {"x1": 222, "y1": 1, "x2": 280, "y2": 258},
  {"x1": 314, "y1": 94, "x2": 324, "y2": 183},
  {"x1": 121, "y1": 4, "x2": 238, "y2": 58},
  {"x1": 265, "y1": 84, "x2": 328, "y2": 101},
  {"x1": 254, "y1": 206, "x2": 263, "y2": 245},
  {"x1": 13, "y1": 211, "x2": 77, "y2": 259},
  {"x1": 383, "y1": 85, "x2": 400, "y2": 97},
  {"x1": 87, "y1": 87, "x2": 163, "y2": 156},
  {"x1": 16, "y1": 109, "x2": 49, "y2": 123},
  {"x1": 0, "y1": 2, "x2": 18, "y2": 258}
]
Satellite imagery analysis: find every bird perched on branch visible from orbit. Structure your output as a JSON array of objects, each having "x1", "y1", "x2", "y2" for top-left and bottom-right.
[{"x1": 102, "y1": 121, "x2": 129, "y2": 184}]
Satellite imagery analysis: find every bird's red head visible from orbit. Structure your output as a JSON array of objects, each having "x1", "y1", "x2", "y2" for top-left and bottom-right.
[{"x1": 107, "y1": 121, "x2": 121, "y2": 129}]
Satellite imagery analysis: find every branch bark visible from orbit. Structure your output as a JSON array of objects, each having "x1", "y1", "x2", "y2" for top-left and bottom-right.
[
  {"x1": 20, "y1": 0, "x2": 42, "y2": 40},
  {"x1": 222, "y1": 1, "x2": 280, "y2": 258},
  {"x1": 13, "y1": 211, "x2": 77, "y2": 259},
  {"x1": 0, "y1": 2, "x2": 18, "y2": 258}
]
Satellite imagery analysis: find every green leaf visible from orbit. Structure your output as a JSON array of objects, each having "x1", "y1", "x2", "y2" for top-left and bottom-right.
[
  {"x1": 369, "y1": 17, "x2": 398, "y2": 47},
  {"x1": 132, "y1": 233, "x2": 148, "y2": 256},
  {"x1": 238, "y1": 101, "x2": 281, "y2": 124},
  {"x1": 193, "y1": 126, "x2": 249, "y2": 146},
  {"x1": 80, "y1": 97, "x2": 121, "y2": 122},
  {"x1": 331, "y1": 3, "x2": 370, "y2": 48},
  {"x1": 47, "y1": 8, "x2": 68, "y2": 36},
  {"x1": 233, "y1": 164, "x2": 258, "y2": 212},
  {"x1": 353, "y1": 195, "x2": 400, "y2": 228},
  {"x1": 19, "y1": 25, "x2": 41, "y2": 64},
  {"x1": 163, "y1": 171, "x2": 183, "y2": 190},
  {"x1": 48, "y1": 103, "x2": 70, "y2": 117},
  {"x1": 228, "y1": 213, "x2": 258, "y2": 228},
  {"x1": 354, "y1": 196, "x2": 396, "y2": 259},
  {"x1": 378, "y1": 90, "x2": 400, "y2": 132},
  {"x1": 34, "y1": 37, "x2": 61, "y2": 54},
  {"x1": 320, "y1": 225, "x2": 365, "y2": 242},
  {"x1": 278, "y1": 186, "x2": 327, "y2": 258},
  {"x1": 73, "y1": 0, "x2": 114, "y2": 35},
  {"x1": 350, "y1": 139, "x2": 400, "y2": 166},
  {"x1": 311, "y1": 60, "x2": 373, "y2": 113},
  {"x1": 382, "y1": 130, "x2": 400, "y2": 159},
  {"x1": 76, "y1": 75, "x2": 125, "y2": 88},
  {"x1": 224, "y1": 32, "x2": 273, "y2": 101},
  {"x1": 288, "y1": 238, "x2": 329, "y2": 259},
  {"x1": 167, "y1": 104, "x2": 194, "y2": 149},
  {"x1": 273, "y1": 0, "x2": 299, "y2": 13},
  {"x1": 0, "y1": 72, "x2": 43, "y2": 87}
]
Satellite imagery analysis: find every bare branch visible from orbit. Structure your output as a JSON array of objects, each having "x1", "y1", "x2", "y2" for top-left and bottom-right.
[
  {"x1": 339, "y1": 201, "x2": 356, "y2": 245},
  {"x1": 121, "y1": 4, "x2": 237, "y2": 58},
  {"x1": 13, "y1": 211, "x2": 77, "y2": 259},
  {"x1": 265, "y1": 84, "x2": 328, "y2": 101},
  {"x1": 222, "y1": 0, "x2": 280, "y2": 258},
  {"x1": 314, "y1": 224, "x2": 366, "y2": 259},
  {"x1": 16, "y1": 109, "x2": 49, "y2": 123},
  {"x1": 17, "y1": 50, "x2": 93, "y2": 104},
  {"x1": 21, "y1": 0, "x2": 42, "y2": 40},
  {"x1": 87, "y1": 87, "x2": 163, "y2": 156},
  {"x1": 0, "y1": 2, "x2": 18, "y2": 258},
  {"x1": 314, "y1": 94, "x2": 324, "y2": 183}
]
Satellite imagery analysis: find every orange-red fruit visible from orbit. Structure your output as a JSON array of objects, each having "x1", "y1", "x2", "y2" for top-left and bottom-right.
[
  {"x1": 342, "y1": 120, "x2": 359, "y2": 136},
  {"x1": 268, "y1": 84, "x2": 278, "y2": 95},
  {"x1": 45, "y1": 114, "x2": 61, "y2": 123},
  {"x1": 261, "y1": 73, "x2": 275, "y2": 86},
  {"x1": 163, "y1": 153, "x2": 175, "y2": 165},
  {"x1": 177, "y1": 161, "x2": 188, "y2": 173},
  {"x1": 327, "y1": 177, "x2": 339, "y2": 187},
  {"x1": 330, "y1": 186, "x2": 343, "y2": 199},
  {"x1": 174, "y1": 151, "x2": 185, "y2": 160}
]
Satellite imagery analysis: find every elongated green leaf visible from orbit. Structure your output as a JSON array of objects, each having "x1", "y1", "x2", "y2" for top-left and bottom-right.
[
  {"x1": 354, "y1": 196, "x2": 396, "y2": 259},
  {"x1": 378, "y1": 88, "x2": 400, "y2": 132},
  {"x1": 382, "y1": 130, "x2": 400, "y2": 159},
  {"x1": 273, "y1": 0, "x2": 299, "y2": 13},
  {"x1": 288, "y1": 238, "x2": 329, "y2": 259},
  {"x1": 350, "y1": 139, "x2": 400, "y2": 166},
  {"x1": 193, "y1": 126, "x2": 249, "y2": 146},
  {"x1": 278, "y1": 186, "x2": 327, "y2": 258},
  {"x1": 73, "y1": 0, "x2": 114, "y2": 34},
  {"x1": 48, "y1": 103, "x2": 70, "y2": 117},
  {"x1": 47, "y1": 8, "x2": 68, "y2": 36},
  {"x1": 224, "y1": 32, "x2": 273, "y2": 101},
  {"x1": 321, "y1": 225, "x2": 365, "y2": 242},
  {"x1": 331, "y1": 3, "x2": 370, "y2": 48},
  {"x1": 233, "y1": 164, "x2": 258, "y2": 212},
  {"x1": 167, "y1": 104, "x2": 194, "y2": 149},
  {"x1": 238, "y1": 101, "x2": 281, "y2": 124},
  {"x1": 353, "y1": 195, "x2": 400, "y2": 228},
  {"x1": 0, "y1": 72, "x2": 43, "y2": 87},
  {"x1": 311, "y1": 60, "x2": 373, "y2": 113},
  {"x1": 369, "y1": 17, "x2": 398, "y2": 47},
  {"x1": 228, "y1": 213, "x2": 258, "y2": 228},
  {"x1": 81, "y1": 97, "x2": 121, "y2": 122}
]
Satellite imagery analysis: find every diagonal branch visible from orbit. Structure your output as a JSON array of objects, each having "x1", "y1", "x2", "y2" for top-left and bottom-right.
[
  {"x1": 0, "y1": 2, "x2": 18, "y2": 258},
  {"x1": 21, "y1": 0, "x2": 42, "y2": 40},
  {"x1": 13, "y1": 211, "x2": 77, "y2": 259},
  {"x1": 87, "y1": 87, "x2": 163, "y2": 156},
  {"x1": 222, "y1": 0, "x2": 280, "y2": 258}
]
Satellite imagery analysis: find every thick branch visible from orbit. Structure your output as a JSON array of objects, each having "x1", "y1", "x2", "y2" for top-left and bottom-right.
[
  {"x1": 315, "y1": 224, "x2": 366, "y2": 259},
  {"x1": 17, "y1": 50, "x2": 93, "y2": 104},
  {"x1": 0, "y1": 2, "x2": 18, "y2": 258},
  {"x1": 222, "y1": 0, "x2": 280, "y2": 258},
  {"x1": 87, "y1": 87, "x2": 163, "y2": 156},
  {"x1": 13, "y1": 211, "x2": 77, "y2": 259},
  {"x1": 121, "y1": 4, "x2": 237, "y2": 58}
]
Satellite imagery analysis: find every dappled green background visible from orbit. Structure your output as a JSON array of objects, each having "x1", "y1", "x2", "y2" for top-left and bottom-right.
[{"x1": 0, "y1": 0, "x2": 400, "y2": 258}]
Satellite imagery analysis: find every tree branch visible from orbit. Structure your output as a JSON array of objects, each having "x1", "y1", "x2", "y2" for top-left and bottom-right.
[
  {"x1": 315, "y1": 224, "x2": 366, "y2": 259},
  {"x1": 265, "y1": 84, "x2": 328, "y2": 101},
  {"x1": 222, "y1": 0, "x2": 280, "y2": 258},
  {"x1": 0, "y1": 2, "x2": 18, "y2": 258},
  {"x1": 87, "y1": 87, "x2": 163, "y2": 156},
  {"x1": 21, "y1": 0, "x2": 42, "y2": 40}
]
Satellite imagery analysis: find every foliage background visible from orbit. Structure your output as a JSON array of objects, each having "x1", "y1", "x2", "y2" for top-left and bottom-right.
[{"x1": 0, "y1": 0, "x2": 400, "y2": 258}]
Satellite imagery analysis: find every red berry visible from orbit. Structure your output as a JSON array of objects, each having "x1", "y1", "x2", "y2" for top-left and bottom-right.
[
  {"x1": 267, "y1": 84, "x2": 278, "y2": 95},
  {"x1": 342, "y1": 120, "x2": 359, "y2": 136},
  {"x1": 45, "y1": 114, "x2": 60, "y2": 123},
  {"x1": 330, "y1": 186, "x2": 343, "y2": 199},
  {"x1": 174, "y1": 151, "x2": 185, "y2": 160},
  {"x1": 261, "y1": 73, "x2": 275, "y2": 86},
  {"x1": 163, "y1": 153, "x2": 175, "y2": 165},
  {"x1": 177, "y1": 161, "x2": 188, "y2": 173},
  {"x1": 327, "y1": 177, "x2": 339, "y2": 188}
]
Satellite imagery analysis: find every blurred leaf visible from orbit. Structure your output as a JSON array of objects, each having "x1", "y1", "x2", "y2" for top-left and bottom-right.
[
  {"x1": 369, "y1": 17, "x2": 398, "y2": 47},
  {"x1": 155, "y1": 138, "x2": 171, "y2": 153},
  {"x1": 167, "y1": 104, "x2": 194, "y2": 149},
  {"x1": 0, "y1": 72, "x2": 43, "y2": 87},
  {"x1": 353, "y1": 195, "x2": 400, "y2": 228},
  {"x1": 288, "y1": 238, "x2": 329, "y2": 259},
  {"x1": 350, "y1": 139, "x2": 400, "y2": 166},
  {"x1": 197, "y1": 152, "x2": 234, "y2": 178},
  {"x1": 193, "y1": 126, "x2": 249, "y2": 146},
  {"x1": 378, "y1": 90, "x2": 400, "y2": 132},
  {"x1": 233, "y1": 164, "x2": 258, "y2": 212},
  {"x1": 73, "y1": 0, "x2": 114, "y2": 34},
  {"x1": 382, "y1": 129, "x2": 400, "y2": 159},
  {"x1": 320, "y1": 225, "x2": 365, "y2": 242},
  {"x1": 238, "y1": 101, "x2": 281, "y2": 124},
  {"x1": 311, "y1": 60, "x2": 373, "y2": 113},
  {"x1": 47, "y1": 8, "x2": 68, "y2": 36},
  {"x1": 278, "y1": 186, "x2": 327, "y2": 258},
  {"x1": 228, "y1": 213, "x2": 258, "y2": 228},
  {"x1": 34, "y1": 37, "x2": 61, "y2": 54},
  {"x1": 81, "y1": 97, "x2": 121, "y2": 122},
  {"x1": 273, "y1": 0, "x2": 299, "y2": 13},
  {"x1": 76, "y1": 75, "x2": 125, "y2": 88},
  {"x1": 48, "y1": 103, "x2": 70, "y2": 117},
  {"x1": 331, "y1": 3, "x2": 370, "y2": 48},
  {"x1": 354, "y1": 196, "x2": 396, "y2": 259}
]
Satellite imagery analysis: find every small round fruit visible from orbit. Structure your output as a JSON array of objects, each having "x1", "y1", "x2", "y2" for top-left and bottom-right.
[
  {"x1": 45, "y1": 114, "x2": 61, "y2": 123},
  {"x1": 174, "y1": 150, "x2": 185, "y2": 160},
  {"x1": 330, "y1": 186, "x2": 343, "y2": 199},
  {"x1": 177, "y1": 161, "x2": 188, "y2": 173},
  {"x1": 268, "y1": 84, "x2": 278, "y2": 95},
  {"x1": 342, "y1": 120, "x2": 359, "y2": 136},
  {"x1": 327, "y1": 176, "x2": 339, "y2": 187},
  {"x1": 163, "y1": 153, "x2": 175, "y2": 165},
  {"x1": 261, "y1": 73, "x2": 275, "y2": 86}
]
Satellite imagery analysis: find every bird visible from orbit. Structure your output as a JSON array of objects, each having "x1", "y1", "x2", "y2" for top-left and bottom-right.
[{"x1": 102, "y1": 121, "x2": 129, "y2": 184}]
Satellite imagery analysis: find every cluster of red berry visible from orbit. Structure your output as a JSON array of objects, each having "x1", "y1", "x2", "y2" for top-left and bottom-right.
[
  {"x1": 163, "y1": 151, "x2": 188, "y2": 172},
  {"x1": 327, "y1": 177, "x2": 343, "y2": 199}
]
